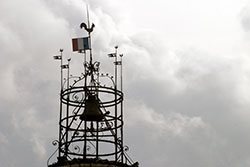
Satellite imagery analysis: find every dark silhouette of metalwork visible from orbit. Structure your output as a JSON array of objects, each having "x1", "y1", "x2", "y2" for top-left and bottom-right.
[
  {"x1": 48, "y1": 9, "x2": 138, "y2": 167},
  {"x1": 80, "y1": 22, "x2": 95, "y2": 33}
]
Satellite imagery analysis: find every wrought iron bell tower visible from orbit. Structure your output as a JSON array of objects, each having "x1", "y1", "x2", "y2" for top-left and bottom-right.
[{"x1": 48, "y1": 14, "x2": 139, "y2": 167}]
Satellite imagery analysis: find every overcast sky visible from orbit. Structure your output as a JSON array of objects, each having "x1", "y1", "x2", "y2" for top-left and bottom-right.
[{"x1": 1, "y1": 0, "x2": 250, "y2": 166}]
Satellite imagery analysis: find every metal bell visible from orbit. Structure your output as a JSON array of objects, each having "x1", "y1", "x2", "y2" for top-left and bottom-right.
[{"x1": 80, "y1": 95, "x2": 104, "y2": 121}]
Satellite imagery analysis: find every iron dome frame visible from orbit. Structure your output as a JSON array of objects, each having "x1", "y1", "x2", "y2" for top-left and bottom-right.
[{"x1": 48, "y1": 18, "x2": 138, "y2": 167}]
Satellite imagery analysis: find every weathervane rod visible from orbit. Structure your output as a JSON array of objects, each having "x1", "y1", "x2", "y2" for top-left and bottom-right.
[{"x1": 87, "y1": 4, "x2": 90, "y2": 29}]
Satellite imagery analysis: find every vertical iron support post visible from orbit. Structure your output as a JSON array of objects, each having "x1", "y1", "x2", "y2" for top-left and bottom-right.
[
  {"x1": 120, "y1": 54, "x2": 124, "y2": 162},
  {"x1": 59, "y1": 49, "x2": 63, "y2": 158},
  {"x1": 65, "y1": 59, "x2": 70, "y2": 158},
  {"x1": 114, "y1": 46, "x2": 118, "y2": 161}
]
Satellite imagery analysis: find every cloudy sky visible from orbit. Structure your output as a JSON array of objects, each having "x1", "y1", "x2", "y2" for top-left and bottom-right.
[{"x1": 2, "y1": 0, "x2": 250, "y2": 166}]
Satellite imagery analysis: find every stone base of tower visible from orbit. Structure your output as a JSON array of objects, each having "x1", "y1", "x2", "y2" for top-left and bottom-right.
[{"x1": 48, "y1": 158, "x2": 139, "y2": 167}]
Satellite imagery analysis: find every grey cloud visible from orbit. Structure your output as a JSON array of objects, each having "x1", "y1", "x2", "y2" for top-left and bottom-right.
[
  {"x1": 240, "y1": 4, "x2": 250, "y2": 32},
  {"x1": 119, "y1": 28, "x2": 250, "y2": 166},
  {"x1": 1, "y1": 0, "x2": 250, "y2": 167},
  {"x1": 0, "y1": 0, "x2": 67, "y2": 167}
]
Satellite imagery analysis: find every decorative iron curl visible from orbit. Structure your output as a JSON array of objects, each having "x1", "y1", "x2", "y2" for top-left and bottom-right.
[
  {"x1": 124, "y1": 145, "x2": 129, "y2": 152},
  {"x1": 52, "y1": 140, "x2": 59, "y2": 146},
  {"x1": 86, "y1": 145, "x2": 91, "y2": 151},
  {"x1": 74, "y1": 145, "x2": 81, "y2": 153},
  {"x1": 72, "y1": 92, "x2": 84, "y2": 102},
  {"x1": 86, "y1": 142, "x2": 96, "y2": 154}
]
